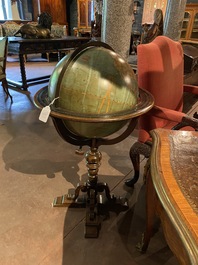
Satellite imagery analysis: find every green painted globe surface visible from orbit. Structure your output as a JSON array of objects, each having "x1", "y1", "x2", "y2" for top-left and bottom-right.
[{"x1": 48, "y1": 42, "x2": 139, "y2": 138}]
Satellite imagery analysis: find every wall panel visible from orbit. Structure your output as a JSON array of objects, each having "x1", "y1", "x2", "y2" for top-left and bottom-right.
[{"x1": 40, "y1": 0, "x2": 67, "y2": 24}]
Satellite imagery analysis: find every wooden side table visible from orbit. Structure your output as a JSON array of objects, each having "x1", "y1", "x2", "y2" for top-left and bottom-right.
[{"x1": 139, "y1": 128, "x2": 198, "y2": 265}]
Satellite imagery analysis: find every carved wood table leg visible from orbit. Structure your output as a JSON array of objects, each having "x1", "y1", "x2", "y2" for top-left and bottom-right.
[
  {"x1": 19, "y1": 54, "x2": 28, "y2": 90},
  {"x1": 136, "y1": 168, "x2": 157, "y2": 252}
]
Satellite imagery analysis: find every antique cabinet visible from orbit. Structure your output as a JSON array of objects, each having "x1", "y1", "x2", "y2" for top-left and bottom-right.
[
  {"x1": 142, "y1": 0, "x2": 167, "y2": 24},
  {"x1": 77, "y1": 0, "x2": 93, "y2": 33},
  {"x1": 180, "y1": 4, "x2": 198, "y2": 43}
]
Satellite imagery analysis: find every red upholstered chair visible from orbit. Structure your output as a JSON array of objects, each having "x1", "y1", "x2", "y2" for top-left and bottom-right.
[{"x1": 125, "y1": 35, "x2": 198, "y2": 187}]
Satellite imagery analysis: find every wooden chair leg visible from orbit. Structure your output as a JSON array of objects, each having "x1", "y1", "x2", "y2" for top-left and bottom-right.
[
  {"x1": 125, "y1": 141, "x2": 151, "y2": 187},
  {"x1": 46, "y1": 52, "x2": 50, "y2": 62},
  {"x1": 2, "y1": 78, "x2": 13, "y2": 103},
  {"x1": 23, "y1": 54, "x2": 27, "y2": 62}
]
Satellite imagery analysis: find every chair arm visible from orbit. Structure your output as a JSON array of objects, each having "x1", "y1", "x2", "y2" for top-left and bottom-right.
[
  {"x1": 148, "y1": 105, "x2": 185, "y2": 122},
  {"x1": 148, "y1": 105, "x2": 198, "y2": 130},
  {"x1": 176, "y1": 115, "x2": 198, "y2": 130},
  {"x1": 183, "y1": 84, "x2": 198, "y2": 95}
]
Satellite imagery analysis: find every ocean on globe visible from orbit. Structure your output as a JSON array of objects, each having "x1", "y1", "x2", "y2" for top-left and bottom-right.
[{"x1": 48, "y1": 42, "x2": 139, "y2": 138}]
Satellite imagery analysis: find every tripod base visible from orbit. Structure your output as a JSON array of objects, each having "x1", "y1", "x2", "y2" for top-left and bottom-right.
[
  {"x1": 52, "y1": 145, "x2": 129, "y2": 238},
  {"x1": 53, "y1": 194, "x2": 87, "y2": 207},
  {"x1": 52, "y1": 182, "x2": 128, "y2": 238}
]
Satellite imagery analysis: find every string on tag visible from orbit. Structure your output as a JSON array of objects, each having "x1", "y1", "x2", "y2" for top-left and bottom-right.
[
  {"x1": 49, "y1": 97, "x2": 60, "y2": 106},
  {"x1": 39, "y1": 97, "x2": 59, "y2": 123}
]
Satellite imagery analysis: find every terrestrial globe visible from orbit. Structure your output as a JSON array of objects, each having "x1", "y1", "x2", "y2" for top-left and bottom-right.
[{"x1": 34, "y1": 41, "x2": 153, "y2": 140}]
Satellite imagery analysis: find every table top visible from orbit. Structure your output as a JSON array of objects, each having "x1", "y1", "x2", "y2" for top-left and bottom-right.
[
  {"x1": 150, "y1": 128, "x2": 198, "y2": 259},
  {"x1": 8, "y1": 36, "x2": 91, "y2": 44},
  {"x1": 7, "y1": 36, "x2": 92, "y2": 56}
]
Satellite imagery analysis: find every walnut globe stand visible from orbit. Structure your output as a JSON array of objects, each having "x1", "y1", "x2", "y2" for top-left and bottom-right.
[{"x1": 34, "y1": 87, "x2": 154, "y2": 238}]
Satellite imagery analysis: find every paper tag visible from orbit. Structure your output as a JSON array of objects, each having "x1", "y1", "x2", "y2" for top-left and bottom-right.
[
  {"x1": 39, "y1": 106, "x2": 51, "y2": 123},
  {"x1": 38, "y1": 97, "x2": 59, "y2": 123}
]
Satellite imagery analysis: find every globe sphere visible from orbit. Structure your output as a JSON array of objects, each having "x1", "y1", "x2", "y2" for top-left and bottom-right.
[{"x1": 47, "y1": 41, "x2": 139, "y2": 139}]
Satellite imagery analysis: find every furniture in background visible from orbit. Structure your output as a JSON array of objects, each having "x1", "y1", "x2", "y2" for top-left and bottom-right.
[
  {"x1": 57, "y1": 47, "x2": 76, "y2": 61},
  {"x1": 45, "y1": 23, "x2": 68, "y2": 62},
  {"x1": 180, "y1": 3, "x2": 198, "y2": 46},
  {"x1": 76, "y1": 0, "x2": 92, "y2": 36},
  {"x1": 142, "y1": 0, "x2": 167, "y2": 25},
  {"x1": 39, "y1": 0, "x2": 67, "y2": 26},
  {"x1": 7, "y1": 36, "x2": 91, "y2": 91},
  {"x1": 183, "y1": 44, "x2": 198, "y2": 86},
  {"x1": 138, "y1": 128, "x2": 198, "y2": 265},
  {"x1": 0, "y1": 20, "x2": 68, "y2": 63},
  {"x1": 0, "y1": 37, "x2": 12, "y2": 103},
  {"x1": 0, "y1": 21, "x2": 22, "y2": 38},
  {"x1": 125, "y1": 36, "x2": 198, "y2": 187},
  {"x1": 0, "y1": 21, "x2": 66, "y2": 39},
  {"x1": 130, "y1": 31, "x2": 141, "y2": 55},
  {"x1": 73, "y1": 27, "x2": 91, "y2": 37}
]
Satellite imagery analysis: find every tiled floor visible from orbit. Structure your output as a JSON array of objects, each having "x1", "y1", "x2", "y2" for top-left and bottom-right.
[{"x1": 0, "y1": 56, "x2": 181, "y2": 264}]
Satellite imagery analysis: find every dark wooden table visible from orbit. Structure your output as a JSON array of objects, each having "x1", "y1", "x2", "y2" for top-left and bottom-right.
[
  {"x1": 7, "y1": 36, "x2": 91, "y2": 91},
  {"x1": 140, "y1": 128, "x2": 198, "y2": 264}
]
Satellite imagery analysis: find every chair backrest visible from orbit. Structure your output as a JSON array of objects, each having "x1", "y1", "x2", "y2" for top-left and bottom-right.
[
  {"x1": 137, "y1": 36, "x2": 184, "y2": 142},
  {"x1": 0, "y1": 37, "x2": 8, "y2": 76}
]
